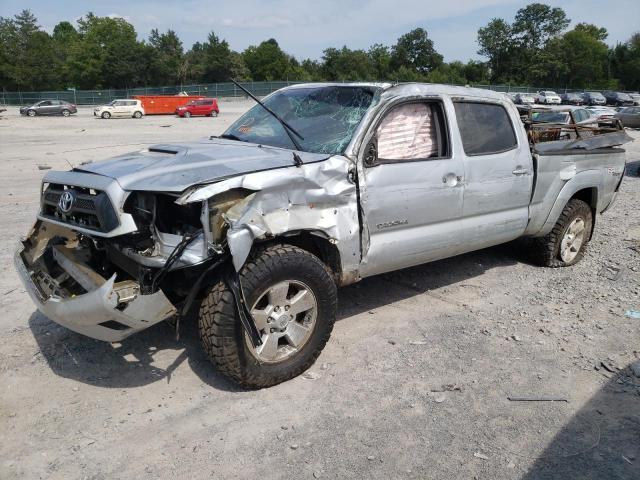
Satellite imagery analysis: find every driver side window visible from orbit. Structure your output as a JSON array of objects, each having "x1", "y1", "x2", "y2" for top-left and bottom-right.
[{"x1": 376, "y1": 103, "x2": 444, "y2": 162}]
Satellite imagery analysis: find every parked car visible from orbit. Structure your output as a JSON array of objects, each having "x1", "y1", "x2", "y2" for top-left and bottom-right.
[
  {"x1": 175, "y1": 98, "x2": 219, "y2": 117},
  {"x1": 515, "y1": 93, "x2": 535, "y2": 105},
  {"x1": 586, "y1": 106, "x2": 618, "y2": 122},
  {"x1": 560, "y1": 93, "x2": 583, "y2": 105},
  {"x1": 628, "y1": 93, "x2": 640, "y2": 106},
  {"x1": 603, "y1": 91, "x2": 634, "y2": 107},
  {"x1": 581, "y1": 92, "x2": 607, "y2": 106},
  {"x1": 531, "y1": 107, "x2": 596, "y2": 126},
  {"x1": 536, "y1": 90, "x2": 561, "y2": 104},
  {"x1": 614, "y1": 106, "x2": 640, "y2": 128},
  {"x1": 15, "y1": 83, "x2": 630, "y2": 388},
  {"x1": 94, "y1": 99, "x2": 145, "y2": 119},
  {"x1": 19, "y1": 100, "x2": 77, "y2": 117}
]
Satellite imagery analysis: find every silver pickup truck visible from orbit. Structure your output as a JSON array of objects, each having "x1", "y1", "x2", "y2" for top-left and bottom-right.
[{"x1": 15, "y1": 83, "x2": 631, "y2": 388}]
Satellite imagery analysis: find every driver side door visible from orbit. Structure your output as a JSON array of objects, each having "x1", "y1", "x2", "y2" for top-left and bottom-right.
[{"x1": 358, "y1": 99, "x2": 466, "y2": 277}]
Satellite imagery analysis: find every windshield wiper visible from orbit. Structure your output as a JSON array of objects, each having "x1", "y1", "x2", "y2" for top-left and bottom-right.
[
  {"x1": 231, "y1": 79, "x2": 304, "y2": 151},
  {"x1": 218, "y1": 133, "x2": 246, "y2": 142}
]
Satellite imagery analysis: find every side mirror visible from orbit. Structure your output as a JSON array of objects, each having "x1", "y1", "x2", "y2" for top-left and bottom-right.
[{"x1": 363, "y1": 138, "x2": 378, "y2": 167}]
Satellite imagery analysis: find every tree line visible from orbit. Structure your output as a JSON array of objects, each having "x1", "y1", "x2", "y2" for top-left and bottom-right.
[{"x1": 0, "y1": 4, "x2": 638, "y2": 92}]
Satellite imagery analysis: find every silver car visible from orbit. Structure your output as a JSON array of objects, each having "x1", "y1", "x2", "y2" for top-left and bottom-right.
[{"x1": 15, "y1": 83, "x2": 630, "y2": 388}]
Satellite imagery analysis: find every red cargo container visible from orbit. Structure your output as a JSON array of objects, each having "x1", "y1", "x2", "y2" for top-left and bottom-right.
[{"x1": 132, "y1": 95, "x2": 205, "y2": 115}]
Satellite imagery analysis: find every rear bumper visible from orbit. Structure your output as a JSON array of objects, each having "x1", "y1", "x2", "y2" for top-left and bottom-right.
[{"x1": 15, "y1": 237, "x2": 177, "y2": 342}]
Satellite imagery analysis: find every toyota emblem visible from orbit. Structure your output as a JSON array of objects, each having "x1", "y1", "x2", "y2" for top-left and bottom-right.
[{"x1": 58, "y1": 190, "x2": 75, "y2": 213}]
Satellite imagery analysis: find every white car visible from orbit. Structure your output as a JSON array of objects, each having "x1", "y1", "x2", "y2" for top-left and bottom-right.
[
  {"x1": 536, "y1": 91, "x2": 562, "y2": 105},
  {"x1": 94, "y1": 99, "x2": 145, "y2": 119}
]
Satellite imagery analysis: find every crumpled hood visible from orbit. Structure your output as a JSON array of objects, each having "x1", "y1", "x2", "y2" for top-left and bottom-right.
[{"x1": 74, "y1": 138, "x2": 330, "y2": 192}]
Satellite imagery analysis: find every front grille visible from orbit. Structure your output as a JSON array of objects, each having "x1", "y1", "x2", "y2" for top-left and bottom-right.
[{"x1": 41, "y1": 184, "x2": 118, "y2": 232}]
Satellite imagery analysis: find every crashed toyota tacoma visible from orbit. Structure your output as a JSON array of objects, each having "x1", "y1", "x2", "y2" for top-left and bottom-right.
[{"x1": 15, "y1": 83, "x2": 632, "y2": 388}]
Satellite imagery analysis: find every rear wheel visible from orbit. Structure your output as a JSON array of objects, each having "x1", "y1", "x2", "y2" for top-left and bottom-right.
[
  {"x1": 532, "y1": 199, "x2": 593, "y2": 267},
  {"x1": 198, "y1": 244, "x2": 337, "y2": 388},
  {"x1": 101, "y1": 111, "x2": 111, "y2": 119},
  {"x1": 133, "y1": 111, "x2": 143, "y2": 118}
]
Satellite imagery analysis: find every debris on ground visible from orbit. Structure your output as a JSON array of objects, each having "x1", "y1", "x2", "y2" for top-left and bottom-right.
[
  {"x1": 37, "y1": 164, "x2": 51, "y2": 170},
  {"x1": 302, "y1": 371, "x2": 321, "y2": 380},
  {"x1": 598, "y1": 264, "x2": 623, "y2": 281},
  {"x1": 474, "y1": 452, "x2": 490, "y2": 460},
  {"x1": 600, "y1": 361, "x2": 617, "y2": 373},
  {"x1": 624, "y1": 310, "x2": 640, "y2": 319},
  {"x1": 432, "y1": 393, "x2": 447, "y2": 403},
  {"x1": 431, "y1": 383, "x2": 463, "y2": 393}
]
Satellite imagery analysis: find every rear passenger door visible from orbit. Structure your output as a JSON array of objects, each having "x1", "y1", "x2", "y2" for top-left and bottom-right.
[
  {"x1": 359, "y1": 99, "x2": 466, "y2": 276},
  {"x1": 452, "y1": 101, "x2": 532, "y2": 250}
]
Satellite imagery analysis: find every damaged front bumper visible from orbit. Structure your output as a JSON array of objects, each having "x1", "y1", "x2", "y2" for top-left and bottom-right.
[{"x1": 14, "y1": 230, "x2": 177, "y2": 342}]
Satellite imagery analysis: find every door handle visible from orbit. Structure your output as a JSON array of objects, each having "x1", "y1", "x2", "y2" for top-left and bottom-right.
[
  {"x1": 512, "y1": 167, "x2": 529, "y2": 176},
  {"x1": 442, "y1": 173, "x2": 463, "y2": 187}
]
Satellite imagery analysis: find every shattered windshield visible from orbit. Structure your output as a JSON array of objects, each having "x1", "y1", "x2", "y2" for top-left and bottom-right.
[{"x1": 223, "y1": 86, "x2": 378, "y2": 154}]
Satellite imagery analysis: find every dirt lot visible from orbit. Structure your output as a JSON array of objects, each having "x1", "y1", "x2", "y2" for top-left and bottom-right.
[{"x1": 1, "y1": 101, "x2": 639, "y2": 480}]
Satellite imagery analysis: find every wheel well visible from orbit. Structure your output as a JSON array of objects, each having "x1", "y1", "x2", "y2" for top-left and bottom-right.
[
  {"x1": 571, "y1": 187, "x2": 597, "y2": 209},
  {"x1": 257, "y1": 232, "x2": 342, "y2": 285},
  {"x1": 570, "y1": 187, "x2": 597, "y2": 239}
]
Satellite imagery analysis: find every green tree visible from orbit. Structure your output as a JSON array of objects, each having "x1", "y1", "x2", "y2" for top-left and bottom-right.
[
  {"x1": 147, "y1": 29, "x2": 184, "y2": 85},
  {"x1": 68, "y1": 13, "x2": 146, "y2": 89},
  {"x1": 391, "y1": 28, "x2": 443, "y2": 73},
  {"x1": 477, "y1": 18, "x2": 513, "y2": 82},
  {"x1": 52, "y1": 21, "x2": 79, "y2": 88},
  {"x1": 0, "y1": 10, "x2": 59, "y2": 90},
  {"x1": 511, "y1": 3, "x2": 570, "y2": 50},
  {"x1": 243, "y1": 39, "x2": 290, "y2": 81},
  {"x1": 368, "y1": 43, "x2": 392, "y2": 80},
  {"x1": 611, "y1": 33, "x2": 640, "y2": 90},
  {"x1": 321, "y1": 47, "x2": 375, "y2": 81},
  {"x1": 201, "y1": 32, "x2": 234, "y2": 82}
]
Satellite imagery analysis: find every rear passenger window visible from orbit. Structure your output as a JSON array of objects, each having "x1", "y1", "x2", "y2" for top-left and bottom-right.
[{"x1": 453, "y1": 102, "x2": 517, "y2": 156}]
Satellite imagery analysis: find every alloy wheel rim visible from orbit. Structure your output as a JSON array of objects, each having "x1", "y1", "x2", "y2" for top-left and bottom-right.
[
  {"x1": 560, "y1": 218, "x2": 585, "y2": 262},
  {"x1": 246, "y1": 280, "x2": 318, "y2": 363}
]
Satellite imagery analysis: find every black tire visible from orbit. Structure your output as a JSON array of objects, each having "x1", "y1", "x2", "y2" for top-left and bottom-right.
[
  {"x1": 27, "y1": 109, "x2": 36, "y2": 117},
  {"x1": 61, "y1": 109, "x2": 70, "y2": 117},
  {"x1": 532, "y1": 199, "x2": 593, "y2": 267},
  {"x1": 101, "y1": 111, "x2": 111, "y2": 119},
  {"x1": 198, "y1": 244, "x2": 337, "y2": 388},
  {"x1": 183, "y1": 111, "x2": 191, "y2": 118},
  {"x1": 133, "y1": 111, "x2": 143, "y2": 118}
]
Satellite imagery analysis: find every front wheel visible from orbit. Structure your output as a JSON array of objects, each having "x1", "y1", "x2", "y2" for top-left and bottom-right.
[
  {"x1": 101, "y1": 111, "x2": 111, "y2": 119},
  {"x1": 61, "y1": 109, "x2": 70, "y2": 117},
  {"x1": 133, "y1": 111, "x2": 143, "y2": 118},
  {"x1": 532, "y1": 199, "x2": 593, "y2": 267},
  {"x1": 198, "y1": 244, "x2": 337, "y2": 388},
  {"x1": 27, "y1": 109, "x2": 36, "y2": 117},
  {"x1": 183, "y1": 111, "x2": 191, "y2": 118}
]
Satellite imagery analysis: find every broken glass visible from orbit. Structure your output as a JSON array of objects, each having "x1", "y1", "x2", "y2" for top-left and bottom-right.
[{"x1": 223, "y1": 86, "x2": 378, "y2": 154}]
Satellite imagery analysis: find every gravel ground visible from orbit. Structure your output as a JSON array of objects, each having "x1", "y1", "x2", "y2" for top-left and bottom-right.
[{"x1": 0, "y1": 103, "x2": 639, "y2": 480}]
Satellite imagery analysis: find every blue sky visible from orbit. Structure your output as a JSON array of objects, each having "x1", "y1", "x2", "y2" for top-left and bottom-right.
[{"x1": 2, "y1": 1, "x2": 639, "y2": 62}]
